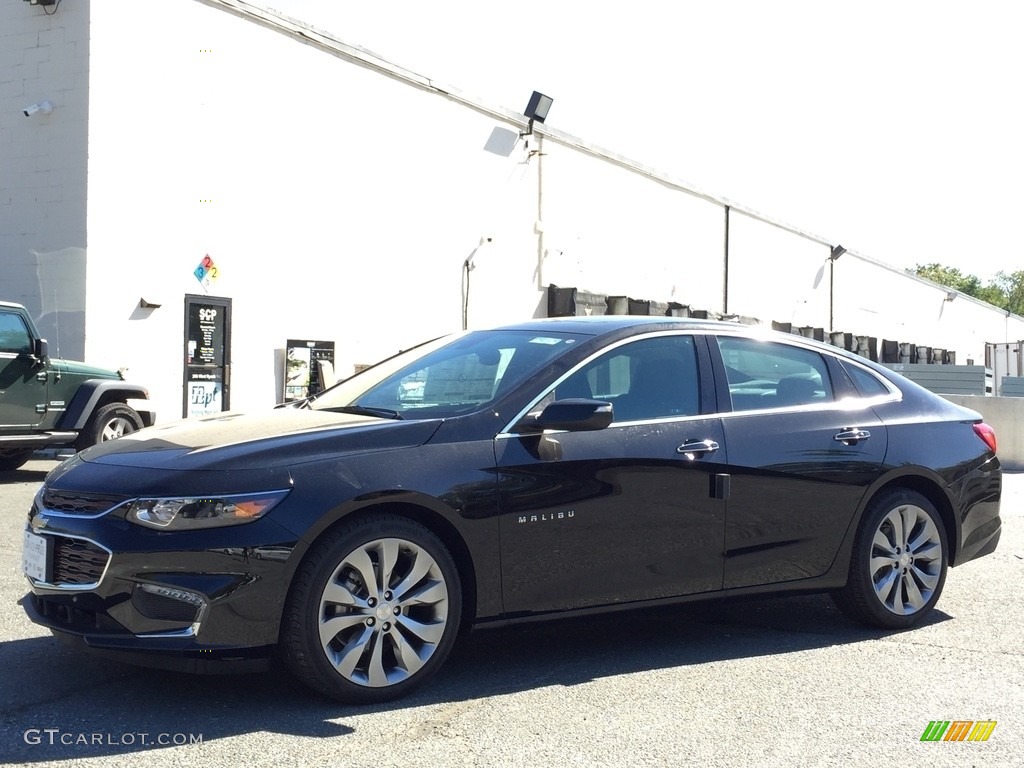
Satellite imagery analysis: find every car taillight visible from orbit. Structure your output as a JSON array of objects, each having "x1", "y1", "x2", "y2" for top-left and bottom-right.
[{"x1": 973, "y1": 422, "x2": 997, "y2": 453}]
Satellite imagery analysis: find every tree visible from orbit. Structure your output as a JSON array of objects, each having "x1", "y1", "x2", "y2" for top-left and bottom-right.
[
  {"x1": 991, "y1": 270, "x2": 1024, "y2": 315},
  {"x1": 911, "y1": 264, "x2": 1024, "y2": 315},
  {"x1": 912, "y1": 263, "x2": 983, "y2": 295}
]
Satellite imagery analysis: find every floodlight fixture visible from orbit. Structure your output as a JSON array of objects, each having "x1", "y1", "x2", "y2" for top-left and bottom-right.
[{"x1": 521, "y1": 91, "x2": 554, "y2": 137}]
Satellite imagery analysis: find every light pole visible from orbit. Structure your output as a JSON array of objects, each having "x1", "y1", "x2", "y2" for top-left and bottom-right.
[{"x1": 829, "y1": 244, "x2": 846, "y2": 332}]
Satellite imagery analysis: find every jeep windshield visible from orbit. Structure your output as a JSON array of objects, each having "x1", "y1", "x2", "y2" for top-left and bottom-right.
[{"x1": 309, "y1": 330, "x2": 581, "y2": 420}]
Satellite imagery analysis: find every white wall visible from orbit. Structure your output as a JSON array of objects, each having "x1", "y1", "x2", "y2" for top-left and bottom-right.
[
  {"x1": 539, "y1": 143, "x2": 725, "y2": 310},
  {"x1": 0, "y1": 0, "x2": 89, "y2": 358},
  {"x1": 86, "y1": 0, "x2": 545, "y2": 419},
  {"x1": 727, "y1": 212, "x2": 830, "y2": 327}
]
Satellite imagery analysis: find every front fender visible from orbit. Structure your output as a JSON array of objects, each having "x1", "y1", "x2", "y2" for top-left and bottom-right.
[
  {"x1": 274, "y1": 439, "x2": 502, "y2": 618},
  {"x1": 58, "y1": 380, "x2": 153, "y2": 430}
]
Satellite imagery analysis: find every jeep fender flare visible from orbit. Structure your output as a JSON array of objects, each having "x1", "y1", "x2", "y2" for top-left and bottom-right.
[{"x1": 58, "y1": 380, "x2": 154, "y2": 430}]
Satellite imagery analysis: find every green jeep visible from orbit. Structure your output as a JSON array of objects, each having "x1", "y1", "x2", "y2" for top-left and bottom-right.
[{"x1": 0, "y1": 301, "x2": 155, "y2": 471}]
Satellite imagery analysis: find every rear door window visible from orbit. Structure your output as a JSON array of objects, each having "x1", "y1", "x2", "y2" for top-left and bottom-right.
[{"x1": 717, "y1": 336, "x2": 833, "y2": 411}]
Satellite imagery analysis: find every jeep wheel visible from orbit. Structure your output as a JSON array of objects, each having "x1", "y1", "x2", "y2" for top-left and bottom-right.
[
  {"x1": 0, "y1": 449, "x2": 34, "y2": 471},
  {"x1": 77, "y1": 403, "x2": 144, "y2": 449}
]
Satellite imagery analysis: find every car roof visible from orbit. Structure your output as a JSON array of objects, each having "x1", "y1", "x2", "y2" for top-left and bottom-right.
[
  {"x1": 489, "y1": 315, "x2": 742, "y2": 336},
  {"x1": 485, "y1": 315, "x2": 900, "y2": 372}
]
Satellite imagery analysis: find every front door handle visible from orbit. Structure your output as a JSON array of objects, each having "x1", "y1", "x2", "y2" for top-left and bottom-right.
[
  {"x1": 676, "y1": 439, "x2": 720, "y2": 460},
  {"x1": 834, "y1": 428, "x2": 871, "y2": 445}
]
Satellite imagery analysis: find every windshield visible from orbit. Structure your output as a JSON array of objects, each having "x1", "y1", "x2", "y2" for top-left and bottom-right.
[{"x1": 310, "y1": 330, "x2": 583, "y2": 419}]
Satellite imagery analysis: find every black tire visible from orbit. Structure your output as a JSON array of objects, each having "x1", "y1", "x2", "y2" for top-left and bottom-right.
[
  {"x1": 0, "y1": 449, "x2": 34, "y2": 471},
  {"x1": 76, "y1": 403, "x2": 144, "y2": 450},
  {"x1": 282, "y1": 514, "x2": 462, "y2": 703},
  {"x1": 832, "y1": 488, "x2": 948, "y2": 629}
]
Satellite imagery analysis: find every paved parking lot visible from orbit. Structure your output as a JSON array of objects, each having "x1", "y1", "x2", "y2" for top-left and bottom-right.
[{"x1": 1, "y1": 459, "x2": 1021, "y2": 767}]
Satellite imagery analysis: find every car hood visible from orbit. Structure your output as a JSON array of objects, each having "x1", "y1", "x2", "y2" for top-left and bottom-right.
[{"x1": 77, "y1": 408, "x2": 444, "y2": 471}]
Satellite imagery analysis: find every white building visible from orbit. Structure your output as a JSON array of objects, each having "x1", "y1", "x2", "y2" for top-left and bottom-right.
[{"x1": 4, "y1": 0, "x2": 1022, "y2": 423}]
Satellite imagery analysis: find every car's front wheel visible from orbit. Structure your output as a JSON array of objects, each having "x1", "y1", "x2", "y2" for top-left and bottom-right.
[
  {"x1": 282, "y1": 514, "x2": 462, "y2": 703},
  {"x1": 833, "y1": 488, "x2": 948, "y2": 629}
]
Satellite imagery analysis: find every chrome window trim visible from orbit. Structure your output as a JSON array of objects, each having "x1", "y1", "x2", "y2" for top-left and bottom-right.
[
  {"x1": 714, "y1": 395, "x2": 891, "y2": 420},
  {"x1": 498, "y1": 327, "x2": 904, "y2": 438},
  {"x1": 496, "y1": 410, "x2": 713, "y2": 440}
]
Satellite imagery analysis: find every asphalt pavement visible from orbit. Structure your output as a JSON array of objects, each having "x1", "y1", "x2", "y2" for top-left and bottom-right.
[{"x1": 0, "y1": 459, "x2": 1021, "y2": 767}]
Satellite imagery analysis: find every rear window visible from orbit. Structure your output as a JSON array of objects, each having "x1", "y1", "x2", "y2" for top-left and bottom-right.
[{"x1": 843, "y1": 362, "x2": 891, "y2": 397}]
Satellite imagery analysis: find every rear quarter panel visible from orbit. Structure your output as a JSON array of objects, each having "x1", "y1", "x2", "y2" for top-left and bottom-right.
[{"x1": 869, "y1": 398, "x2": 1001, "y2": 566}]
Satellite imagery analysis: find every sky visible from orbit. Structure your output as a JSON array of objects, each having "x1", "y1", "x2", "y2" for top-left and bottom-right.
[{"x1": 273, "y1": 0, "x2": 1024, "y2": 283}]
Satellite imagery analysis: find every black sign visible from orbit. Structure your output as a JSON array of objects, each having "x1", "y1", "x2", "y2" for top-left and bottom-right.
[
  {"x1": 183, "y1": 295, "x2": 231, "y2": 418},
  {"x1": 187, "y1": 303, "x2": 224, "y2": 367}
]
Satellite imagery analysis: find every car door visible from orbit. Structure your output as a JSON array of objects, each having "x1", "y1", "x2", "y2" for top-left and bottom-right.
[
  {"x1": 0, "y1": 309, "x2": 46, "y2": 432},
  {"x1": 495, "y1": 333, "x2": 728, "y2": 614},
  {"x1": 710, "y1": 334, "x2": 888, "y2": 590}
]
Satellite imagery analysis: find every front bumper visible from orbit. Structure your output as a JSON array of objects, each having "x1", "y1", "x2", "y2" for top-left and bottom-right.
[
  {"x1": 22, "y1": 492, "x2": 301, "y2": 672},
  {"x1": 23, "y1": 592, "x2": 273, "y2": 673}
]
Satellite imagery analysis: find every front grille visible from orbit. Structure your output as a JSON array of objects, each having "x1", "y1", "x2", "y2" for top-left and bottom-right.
[
  {"x1": 52, "y1": 536, "x2": 110, "y2": 585},
  {"x1": 41, "y1": 489, "x2": 128, "y2": 516}
]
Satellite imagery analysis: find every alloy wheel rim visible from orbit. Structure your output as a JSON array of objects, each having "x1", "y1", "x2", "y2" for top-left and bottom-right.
[
  {"x1": 869, "y1": 504, "x2": 942, "y2": 615},
  {"x1": 101, "y1": 418, "x2": 134, "y2": 441},
  {"x1": 317, "y1": 537, "x2": 449, "y2": 687}
]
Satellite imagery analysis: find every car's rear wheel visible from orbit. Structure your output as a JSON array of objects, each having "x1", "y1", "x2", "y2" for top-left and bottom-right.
[
  {"x1": 282, "y1": 514, "x2": 462, "y2": 703},
  {"x1": 77, "y1": 403, "x2": 144, "y2": 449},
  {"x1": 833, "y1": 488, "x2": 948, "y2": 629}
]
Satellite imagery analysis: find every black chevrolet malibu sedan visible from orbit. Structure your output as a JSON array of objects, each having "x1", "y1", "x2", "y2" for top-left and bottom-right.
[{"x1": 22, "y1": 317, "x2": 1001, "y2": 702}]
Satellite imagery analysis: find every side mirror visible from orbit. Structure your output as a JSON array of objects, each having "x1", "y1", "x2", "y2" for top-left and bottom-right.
[
  {"x1": 33, "y1": 337, "x2": 48, "y2": 364},
  {"x1": 520, "y1": 398, "x2": 613, "y2": 433}
]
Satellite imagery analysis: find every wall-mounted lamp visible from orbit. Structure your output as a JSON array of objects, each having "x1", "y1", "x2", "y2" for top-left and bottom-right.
[
  {"x1": 139, "y1": 297, "x2": 163, "y2": 309},
  {"x1": 945, "y1": 291, "x2": 958, "y2": 302},
  {"x1": 521, "y1": 91, "x2": 554, "y2": 137},
  {"x1": 23, "y1": 100, "x2": 53, "y2": 118},
  {"x1": 830, "y1": 244, "x2": 847, "y2": 261}
]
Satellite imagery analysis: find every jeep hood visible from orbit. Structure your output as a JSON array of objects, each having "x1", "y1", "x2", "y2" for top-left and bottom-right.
[{"x1": 51, "y1": 358, "x2": 123, "y2": 379}]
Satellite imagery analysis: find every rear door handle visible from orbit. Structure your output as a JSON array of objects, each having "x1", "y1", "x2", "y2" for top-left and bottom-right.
[
  {"x1": 834, "y1": 428, "x2": 871, "y2": 445},
  {"x1": 676, "y1": 439, "x2": 720, "y2": 459}
]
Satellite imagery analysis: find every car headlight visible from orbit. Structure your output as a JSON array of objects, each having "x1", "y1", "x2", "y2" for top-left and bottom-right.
[{"x1": 126, "y1": 490, "x2": 290, "y2": 531}]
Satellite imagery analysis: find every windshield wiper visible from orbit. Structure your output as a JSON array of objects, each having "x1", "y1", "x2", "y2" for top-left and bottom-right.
[{"x1": 323, "y1": 404, "x2": 404, "y2": 420}]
